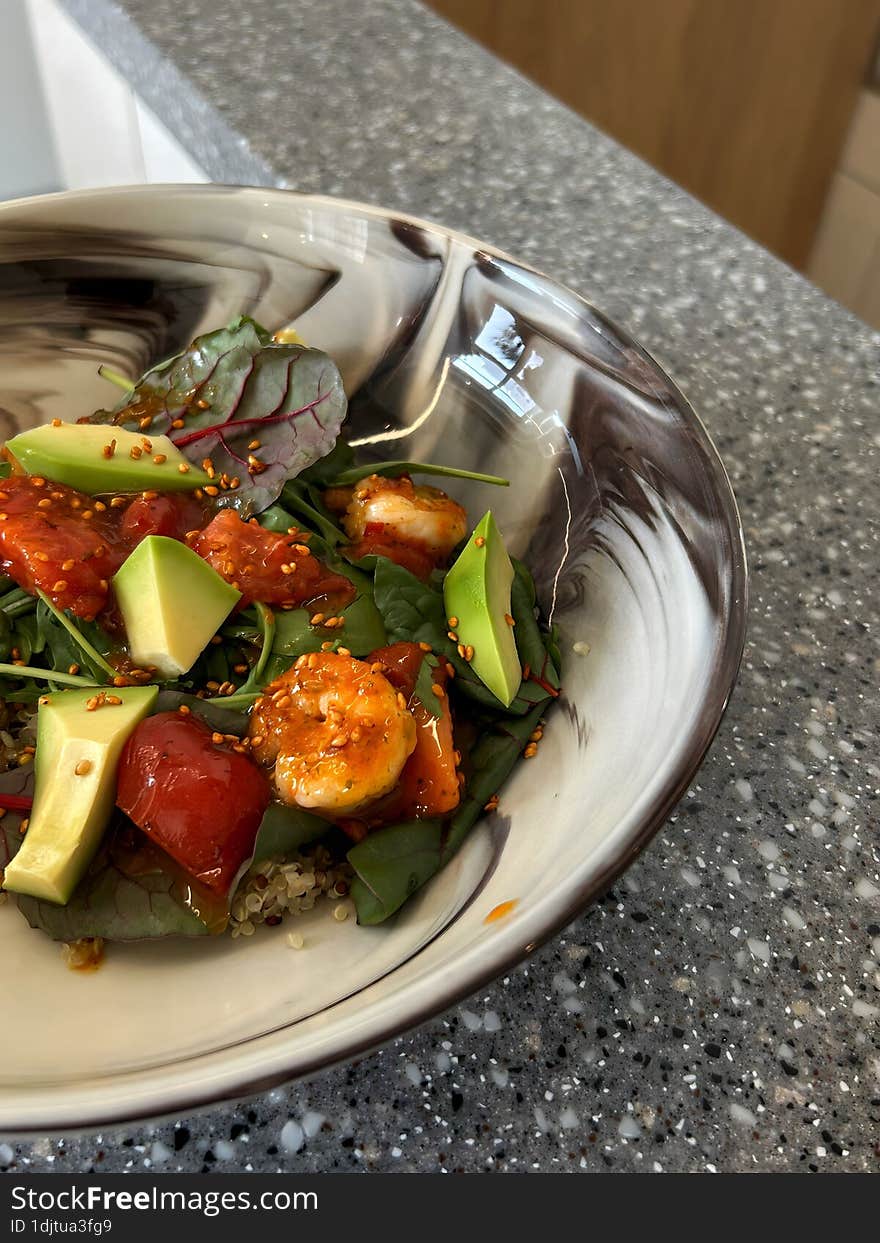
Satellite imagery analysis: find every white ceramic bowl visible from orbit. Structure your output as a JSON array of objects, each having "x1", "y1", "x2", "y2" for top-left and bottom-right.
[{"x1": 0, "y1": 186, "x2": 746, "y2": 1130}]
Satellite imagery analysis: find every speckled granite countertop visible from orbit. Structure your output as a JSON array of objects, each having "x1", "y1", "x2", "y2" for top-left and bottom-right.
[{"x1": 3, "y1": 0, "x2": 879, "y2": 1176}]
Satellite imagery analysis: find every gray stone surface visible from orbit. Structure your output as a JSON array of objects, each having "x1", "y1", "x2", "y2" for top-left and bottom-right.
[{"x1": 4, "y1": 0, "x2": 879, "y2": 1175}]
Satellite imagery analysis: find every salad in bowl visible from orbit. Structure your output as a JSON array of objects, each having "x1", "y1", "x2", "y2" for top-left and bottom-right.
[{"x1": 0, "y1": 316, "x2": 560, "y2": 964}]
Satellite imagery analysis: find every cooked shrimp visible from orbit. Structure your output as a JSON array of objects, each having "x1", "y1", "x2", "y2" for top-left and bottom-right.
[
  {"x1": 248, "y1": 652, "x2": 417, "y2": 815},
  {"x1": 341, "y1": 474, "x2": 467, "y2": 561}
]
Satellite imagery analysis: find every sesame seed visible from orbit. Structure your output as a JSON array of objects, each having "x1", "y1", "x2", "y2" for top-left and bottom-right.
[
  {"x1": 52, "y1": 579, "x2": 68, "y2": 592},
  {"x1": 51, "y1": 418, "x2": 62, "y2": 427},
  {"x1": 110, "y1": 496, "x2": 126, "y2": 508},
  {"x1": 74, "y1": 759, "x2": 93, "y2": 776},
  {"x1": 211, "y1": 732, "x2": 224, "y2": 744},
  {"x1": 418, "y1": 641, "x2": 432, "y2": 652},
  {"x1": 153, "y1": 454, "x2": 167, "y2": 465},
  {"x1": 523, "y1": 743, "x2": 538, "y2": 758},
  {"x1": 31, "y1": 477, "x2": 46, "y2": 487},
  {"x1": 104, "y1": 696, "x2": 123, "y2": 706},
  {"x1": 504, "y1": 613, "x2": 516, "y2": 626},
  {"x1": 177, "y1": 463, "x2": 190, "y2": 474},
  {"x1": 431, "y1": 683, "x2": 444, "y2": 698},
  {"x1": 280, "y1": 563, "x2": 292, "y2": 574},
  {"x1": 129, "y1": 446, "x2": 143, "y2": 459},
  {"x1": 171, "y1": 418, "x2": 185, "y2": 430},
  {"x1": 329, "y1": 733, "x2": 348, "y2": 748},
  {"x1": 178, "y1": 704, "x2": 191, "y2": 715},
  {"x1": 337, "y1": 646, "x2": 351, "y2": 657},
  {"x1": 142, "y1": 491, "x2": 158, "y2": 501},
  {"x1": 37, "y1": 498, "x2": 52, "y2": 509},
  {"x1": 138, "y1": 417, "x2": 153, "y2": 431},
  {"x1": 397, "y1": 692, "x2": 407, "y2": 710},
  {"x1": 448, "y1": 631, "x2": 459, "y2": 642},
  {"x1": 35, "y1": 552, "x2": 48, "y2": 562},
  {"x1": 293, "y1": 544, "x2": 310, "y2": 556},
  {"x1": 248, "y1": 439, "x2": 261, "y2": 451},
  {"x1": 457, "y1": 643, "x2": 466, "y2": 658},
  {"x1": 204, "y1": 485, "x2": 219, "y2": 497},
  {"x1": 196, "y1": 399, "x2": 210, "y2": 410},
  {"x1": 447, "y1": 616, "x2": 459, "y2": 628},
  {"x1": 529, "y1": 728, "x2": 544, "y2": 742},
  {"x1": 194, "y1": 489, "x2": 204, "y2": 500},
  {"x1": 465, "y1": 645, "x2": 474, "y2": 661},
  {"x1": 81, "y1": 510, "x2": 94, "y2": 520},
  {"x1": 310, "y1": 612, "x2": 325, "y2": 626},
  {"x1": 68, "y1": 664, "x2": 80, "y2": 675},
  {"x1": 94, "y1": 501, "x2": 107, "y2": 512},
  {"x1": 475, "y1": 535, "x2": 486, "y2": 547}
]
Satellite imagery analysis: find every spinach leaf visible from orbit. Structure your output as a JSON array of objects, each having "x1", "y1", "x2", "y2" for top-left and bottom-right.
[
  {"x1": 330, "y1": 460, "x2": 508, "y2": 488},
  {"x1": 298, "y1": 438, "x2": 355, "y2": 485},
  {"x1": 5, "y1": 818, "x2": 213, "y2": 942},
  {"x1": 347, "y1": 820, "x2": 444, "y2": 925},
  {"x1": 372, "y1": 557, "x2": 557, "y2": 715},
  {"x1": 413, "y1": 652, "x2": 442, "y2": 719},
  {"x1": 280, "y1": 479, "x2": 347, "y2": 545},
  {"x1": 348, "y1": 703, "x2": 544, "y2": 924},
  {"x1": 153, "y1": 689, "x2": 250, "y2": 736},
  {"x1": 88, "y1": 317, "x2": 347, "y2": 516},
  {"x1": 248, "y1": 803, "x2": 329, "y2": 867}
]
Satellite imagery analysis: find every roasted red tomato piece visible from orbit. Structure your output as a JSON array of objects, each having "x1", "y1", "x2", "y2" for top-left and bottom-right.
[
  {"x1": 370, "y1": 643, "x2": 461, "y2": 819},
  {"x1": 188, "y1": 509, "x2": 355, "y2": 609},
  {"x1": 0, "y1": 476, "x2": 124, "y2": 619},
  {"x1": 117, "y1": 711, "x2": 270, "y2": 894},
  {"x1": 119, "y1": 492, "x2": 208, "y2": 547}
]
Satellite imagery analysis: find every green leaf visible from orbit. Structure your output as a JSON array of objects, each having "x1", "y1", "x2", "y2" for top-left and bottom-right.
[
  {"x1": 413, "y1": 652, "x2": 442, "y2": 718},
  {"x1": 372, "y1": 557, "x2": 555, "y2": 715},
  {"x1": 9, "y1": 821, "x2": 213, "y2": 942},
  {"x1": 348, "y1": 820, "x2": 444, "y2": 925},
  {"x1": 329, "y1": 460, "x2": 509, "y2": 488},
  {"x1": 510, "y1": 559, "x2": 561, "y2": 691},
  {"x1": 249, "y1": 803, "x2": 329, "y2": 867},
  {"x1": 298, "y1": 438, "x2": 356, "y2": 485},
  {"x1": 348, "y1": 701, "x2": 545, "y2": 925},
  {"x1": 280, "y1": 479, "x2": 347, "y2": 545},
  {"x1": 152, "y1": 689, "x2": 250, "y2": 736},
  {"x1": 88, "y1": 317, "x2": 347, "y2": 516}
]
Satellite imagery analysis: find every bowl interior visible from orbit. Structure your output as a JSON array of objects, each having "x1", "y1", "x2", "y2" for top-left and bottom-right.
[{"x1": 0, "y1": 186, "x2": 745, "y2": 1127}]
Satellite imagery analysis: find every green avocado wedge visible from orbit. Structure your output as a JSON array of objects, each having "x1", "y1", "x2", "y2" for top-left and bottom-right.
[
  {"x1": 113, "y1": 537, "x2": 241, "y2": 679},
  {"x1": 442, "y1": 511, "x2": 522, "y2": 707},
  {"x1": 1, "y1": 685, "x2": 158, "y2": 905},
  {"x1": 5, "y1": 422, "x2": 210, "y2": 494}
]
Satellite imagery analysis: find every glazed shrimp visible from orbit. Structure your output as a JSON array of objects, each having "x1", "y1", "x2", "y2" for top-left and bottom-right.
[
  {"x1": 341, "y1": 474, "x2": 467, "y2": 561},
  {"x1": 248, "y1": 652, "x2": 417, "y2": 815}
]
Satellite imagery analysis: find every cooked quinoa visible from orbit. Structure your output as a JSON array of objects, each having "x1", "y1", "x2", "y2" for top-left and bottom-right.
[{"x1": 229, "y1": 843, "x2": 353, "y2": 939}]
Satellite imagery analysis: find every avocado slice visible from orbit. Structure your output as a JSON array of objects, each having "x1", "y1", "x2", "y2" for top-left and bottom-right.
[
  {"x1": 2, "y1": 685, "x2": 158, "y2": 904},
  {"x1": 5, "y1": 422, "x2": 210, "y2": 494},
  {"x1": 443, "y1": 511, "x2": 522, "y2": 707},
  {"x1": 113, "y1": 536, "x2": 241, "y2": 678}
]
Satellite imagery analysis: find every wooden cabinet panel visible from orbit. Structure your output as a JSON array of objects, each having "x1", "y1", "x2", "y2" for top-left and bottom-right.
[{"x1": 429, "y1": 0, "x2": 880, "y2": 268}]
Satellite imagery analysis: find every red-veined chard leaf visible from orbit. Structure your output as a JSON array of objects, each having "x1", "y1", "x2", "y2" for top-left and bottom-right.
[{"x1": 88, "y1": 317, "x2": 348, "y2": 516}]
